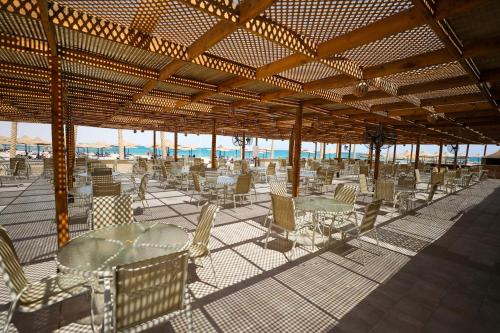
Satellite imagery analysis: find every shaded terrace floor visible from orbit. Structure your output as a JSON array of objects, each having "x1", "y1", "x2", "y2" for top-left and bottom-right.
[{"x1": 0, "y1": 174, "x2": 499, "y2": 332}]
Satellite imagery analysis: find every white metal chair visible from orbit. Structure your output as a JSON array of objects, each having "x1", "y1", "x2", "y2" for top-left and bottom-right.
[
  {"x1": 358, "y1": 173, "x2": 374, "y2": 202},
  {"x1": 226, "y1": 173, "x2": 253, "y2": 208},
  {"x1": 89, "y1": 194, "x2": 134, "y2": 230}
]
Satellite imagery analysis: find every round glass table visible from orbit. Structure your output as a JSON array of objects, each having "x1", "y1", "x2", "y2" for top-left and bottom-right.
[{"x1": 57, "y1": 222, "x2": 189, "y2": 277}]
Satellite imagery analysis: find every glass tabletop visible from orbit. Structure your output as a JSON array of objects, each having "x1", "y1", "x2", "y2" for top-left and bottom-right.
[
  {"x1": 218, "y1": 175, "x2": 236, "y2": 185},
  {"x1": 294, "y1": 196, "x2": 353, "y2": 214},
  {"x1": 57, "y1": 222, "x2": 189, "y2": 276},
  {"x1": 70, "y1": 184, "x2": 92, "y2": 196}
]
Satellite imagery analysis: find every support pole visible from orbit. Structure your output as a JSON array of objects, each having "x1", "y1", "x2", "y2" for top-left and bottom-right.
[
  {"x1": 337, "y1": 138, "x2": 342, "y2": 161},
  {"x1": 153, "y1": 130, "x2": 157, "y2": 160},
  {"x1": 465, "y1": 144, "x2": 469, "y2": 166},
  {"x1": 174, "y1": 131, "x2": 178, "y2": 162},
  {"x1": 414, "y1": 136, "x2": 421, "y2": 170},
  {"x1": 373, "y1": 142, "x2": 381, "y2": 181},
  {"x1": 9, "y1": 122, "x2": 17, "y2": 158},
  {"x1": 288, "y1": 129, "x2": 294, "y2": 166},
  {"x1": 292, "y1": 104, "x2": 303, "y2": 197},
  {"x1": 393, "y1": 142, "x2": 397, "y2": 163},
  {"x1": 438, "y1": 141, "x2": 443, "y2": 171},
  {"x1": 314, "y1": 142, "x2": 317, "y2": 160},
  {"x1": 368, "y1": 142, "x2": 373, "y2": 166},
  {"x1": 241, "y1": 133, "x2": 246, "y2": 161},
  {"x1": 50, "y1": 56, "x2": 69, "y2": 248},
  {"x1": 348, "y1": 144, "x2": 351, "y2": 160},
  {"x1": 65, "y1": 109, "x2": 75, "y2": 190},
  {"x1": 160, "y1": 131, "x2": 166, "y2": 159},
  {"x1": 410, "y1": 144, "x2": 413, "y2": 163},
  {"x1": 211, "y1": 119, "x2": 216, "y2": 169},
  {"x1": 483, "y1": 144, "x2": 487, "y2": 157},
  {"x1": 270, "y1": 139, "x2": 275, "y2": 159},
  {"x1": 453, "y1": 143, "x2": 458, "y2": 169},
  {"x1": 118, "y1": 129, "x2": 124, "y2": 160}
]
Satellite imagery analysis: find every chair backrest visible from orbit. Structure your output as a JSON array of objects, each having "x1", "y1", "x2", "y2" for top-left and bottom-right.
[
  {"x1": 428, "y1": 184, "x2": 438, "y2": 203},
  {"x1": 266, "y1": 163, "x2": 276, "y2": 176},
  {"x1": 92, "y1": 195, "x2": 134, "y2": 229},
  {"x1": 334, "y1": 184, "x2": 357, "y2": 205},
  {"x1": 91, "y1": 167, "x2": 112, "y2": 176},
  {"x1": 91, "y1": 174, "x2": 113, "y2": 185},
  {"x1": 359, "y1": 165, "x2": 369, "y2": 177},
  {"x1": 359, "y1": 174, "x2": 369, "y2": 194},
  {"x1": 414, "y1": 169, "x2": 421, "y2": 182},
  {"x1": 430, "y1": 171, "x2": 443, "y2": 186},
  {"x1": 93, "y1": 182, "x2": 121, "y2": 197},
  {"x1": 235, "y1": 173, "x2": 251, "y2": 194},
  {"x1": 138, "y1": 174, "x2": 149, "y2": 200},
  {"x1": 269, "y1": 181, "x2": 287, "y2": 196},
  {"x1": 11, "y1": 161, "x2": 20, "y2": 176},
  {"x1": 0, "y1": 226, "x2": 29, "y2": 300},
  {"x1": 114, "y1": 251, "x2": 188, "y2": 331},
  {"x1": 270, "y1": 194, "x2": 296, "y2": 231},
  {"x1": 191, "y1": 172, "x2": 202, "y2": 192},
  {"x1": 10, "y1": 158, "x2": 26, "y2": 174},
  {"x1": 192, "y1": 203, "x2": 219, "y2": 246},
  {"x1": 286, "y1": 168, "x2": 293, "y2": 183},
  {"x1": 375, "y1": 180, "x2": 395, "y2": 203},
  {"x1": 359, "y1": 199, "x2": 382, "y2": 233},
  {"x1": 204, "y1": 170, "x2": 218, "y2": 185}
]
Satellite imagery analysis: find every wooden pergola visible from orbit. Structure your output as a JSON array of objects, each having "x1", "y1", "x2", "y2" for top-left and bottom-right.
[{"x1": 1, "y1": 0, "x2": 499, "y2": 245}]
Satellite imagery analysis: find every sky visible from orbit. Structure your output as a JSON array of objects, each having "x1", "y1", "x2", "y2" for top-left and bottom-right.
[{"x1": 1, "y1": 121, "x2": 497, "y2": 157}]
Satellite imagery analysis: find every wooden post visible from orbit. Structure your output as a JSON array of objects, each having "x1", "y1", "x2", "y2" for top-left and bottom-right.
[
  {"x1": 414, "y1": 137, "x2": 421, "y2": 169},
  {"x1": 314, "y1": 142, "x2": 317, "y2": 160},
  {"x1": 373, "y1": 142, "x2": 381, "y2": 181},
  {"x1": 348, "y1": 144, "x2": 351, "y2": 160},
  {"x1": 393, "y1": 142, "x2": 397, "y2": 163},
  {"x1": 483, "y1": 144, "x2": 487, "y2": 157},
  {"x1": 160, "y1": 131, "x2": 166, "y2": 159},
  {"x1": 118, "y1": 129, "x2": 124, "y2": 160},
  {"x1": 153, "y1": 130, "x2": 157, "y2": 160},
  {"x1": 292, "y1": 104, "x2": 303, "y2": 197},
  {"x1": 410, "y1": 144, "x2": 413, "y2": 163},
  {"x1": 337, "y1": 138, "x2": 342, "y2": 161},
  {"x1": 9, "y1": 122, "x2": 17, "y2": 158},
  {"x1": 50, "y1": 56, "x2": 69, "y2": 248},
  {"x1": 241, "y1": 133, "x2": 246, "y2": 160},
  {"x1": 65, "y1": 109, "x2": 75, "y2": 191},
  {"x1": 453, "y1": 143, "x2": 458, "y2": 169},
  {"x1": 438, "y1": 141, "x2": 443, "y2": 171},
  {"x1": 288, "y1": 128, "x2": 294, "y2": 166},
  {"x1": 464, "y1": 144, "x2": 469, "y2": 166},
  {"x1": 211, "y1": 119, "x2": 216, "y2": 169},
  {"x1": 368, "y1": 142, "x2": 373, "y2": 166},
  {"x1": 174, "y1": 131, "x2": 178, "y2": 162}
]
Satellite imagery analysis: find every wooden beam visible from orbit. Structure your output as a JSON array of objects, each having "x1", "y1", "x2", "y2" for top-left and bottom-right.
[
  {"x1": 317, "y1": 7, "x2": 424, "y2": 58},
  {"x1": 364, "y1": 48, "x2": 453, "y2": 79},
  {"x1": 303, "y1": 75, "x2": 356, "y2": 91},
  {"x1": 292, "y1": 105, "x2": 303, "y2": 197},
  {"x1": 463, "y1": 36, "x2": 500, "y2": 59},
  {"x1": 37, "y1": 0, "x2": 57, "y2": 56},
  {"x1": 342, "y1": 90, "x2": 391, "y2": 103},
  {"x1": 256, "y1": 54, "x2": 310, "y2": 79},
  {"x1": 238, "y1": 0, "x2": 277, "y2": 24},
  {"x1": 371, "y1": 101, "x2": 415, "y2": 111},
  {"x1": 397, "y1": 75, "x2": 474, "y2": 95},
  {"x1": 420, "y1": 93, "x2": 485, "y2": 106},
  {"x1": 434, "y1": 0, "x2": 490, "y2": 20}
]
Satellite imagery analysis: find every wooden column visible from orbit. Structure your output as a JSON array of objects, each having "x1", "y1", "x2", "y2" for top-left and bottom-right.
[
  {"x1": 464, "y1": 144, "x2": 469, "y2": 166},
  {"x1": 288, "y1": 129, "x2": 294, "y2": 165},
  {"x1": 414, "y1": 137, "x2": 421, "y2": 169},
  {"x1": 292, "y1": 104, "x2": 303, "y2": 197},
  {"x1": 393, "y1": 142, "x2": 397, "y2": 163},
  {"x1": 174, "y1": 131, "x2": 178, "y2": 162},
  {"x1": 153, "y1": 130, "x2": 157, "y2": 160},
  {"x1": 160, "y1": 131, "x2": 166, "y2": 159},
  {"x1": 211, "y1": 119, "x2": 216, "y2": 169},
  {"x1": 337, "y1": 138, "x2": 342, "y2": 161},
  {"x1": 453, "y1": 143, "x2": 458, "y2": 169},
  {"x1": 373, "y1": 142, "x2": 381, "y2": 181},
  {"x1": 368, "y1": 142, "x2": 373, "y2": 166},
  {"x1": 410, "y1": 144, "x2": 414, "y2": 163},
  {"x1": 348, "y1": 144, "x2": 351, "y2": 160},
  {"x1": 438, "y1": 141, "x2": 443, "y2": 171},
  {"x1": 118, "y1": 129, "x2": 124, "y2": 160},
  {"x1": 483, "y1": 144, "x2": 487, "y2": 157},
  {"x1": 65, "y1": 109, "x2": 75, "y2": 191},
  {"x1": 241, "y1": 133, "x2": 246, "y2": 160},
  {"x1": 9, "y1": 122, "x2": 17, "y2": 158},
  {"x1": 50, "y1": 56, "x2": 69, "y2": 248},
  {"x1": 314, "y1": 142, "x2": 317, "y2": 160}
]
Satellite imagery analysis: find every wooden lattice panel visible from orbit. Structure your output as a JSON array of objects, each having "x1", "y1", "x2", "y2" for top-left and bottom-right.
[
  {"x1": 155, "y1": 80, "x2": 203, "y2": 96},
  {"x1": 0, "y1": 7, "x2": 45, "y2": 40},
  {"x1": 208, "y1": 29, "x2": 294, "y2": 68},
  {"x1": 413, "y1": 85, "x2": 482, "y2": 100},
  {"x1": 174, "y1": 63, "x2": 235, "y2": 85},
  {"x1": 323, "y1": 84, "x2": 378, "y2": 97},
  {"x1": 181, "y1": 102, "x2": 213, "y2": 113},
  {"x1": 447, "y1": 0, "x2": 500, "y2": 43},
  {"x1": 339, "y1": 25, "x2": 444, "y2": 68},
  {"x1": 56, "y1": 0, "x2": 141, "y2": 27},
  {"x1": 66, "y1": 74, "x2": 143, "y2": 95},
  {"x1": 281, "y1": 62, "x2": 340, "y2": 83},
  {"x1": 365, "y1": 96, "x2": 402, "y2": 107},
  {"x1": 62, "y1": 60, "x2": 150, "y2": 87},
  {"x1": 263, "y1": 0, "x2": 413, "y2": 44},
  {"x1": 0, "y1": 62, "x2": 49, "y2": 82},
  {"x1": 0, "y1": 48, "x2": 48, "y2": 68},
  {"x1": 153, "y1": 0, "x2": 218, "y2": 46},
  {"x1": 137, "y1": 95, "x2": 176, "y2": 108},
  {"x1": 382, "y1": 61, "x2": 468, "y2": 86},
  {"x1": 56, "y1": 27, "x2": 173, "y2": 71},
  {"x1": 238, "y1": 80, "x2": 282, "y2": 94}
]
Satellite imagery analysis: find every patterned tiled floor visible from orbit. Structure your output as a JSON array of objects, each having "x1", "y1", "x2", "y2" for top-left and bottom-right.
[{"x1": 1, "y1": 173, "x2": 499, "y2": 332}]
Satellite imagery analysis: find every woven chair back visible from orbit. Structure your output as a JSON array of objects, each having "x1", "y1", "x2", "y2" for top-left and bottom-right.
[
  {"x1": 359, "y1": 199, "x2": 382, "y2": 233},
  {"x1": 93, "y1": 182, "x2": 121, "y2": 197},
  {"x1": 270, "y1": 194, "x2": 296, "y2": 231},
  {"x1": 92, "y1": 195, "x2": 134, "y2": 229},
  {"x1": 269, "y1": 181, "x2": 287, "y2": 196},
  {"x1": 192, "y1": 203, "x2": 219, "y2": 246},
  {"x1": 375, "y1": 180, "x2": 395, "y2": 203},
  {"x1": 235, "y1": 174, "x2": 251, "y2": 194},
  {"x1": 0, "y1": 226, "x2": 28, "y2": 299},
  {"x1": 334, "y1": 184, "x2": 357, "y2": 205}
]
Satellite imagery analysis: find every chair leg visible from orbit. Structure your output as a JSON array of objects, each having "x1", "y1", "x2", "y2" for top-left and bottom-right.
[
  {"x1": 3, "y1": 298, "x2": 18, "y2": 333},
  {"x1": 264, "y1": 224, "x2": 272, "y2": 249},
  {"x1": 208, "y1": 252, "x2": 219, "y2": 288}
]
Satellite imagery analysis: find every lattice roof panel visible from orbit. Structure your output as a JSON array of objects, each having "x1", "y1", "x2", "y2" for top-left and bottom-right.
[
  {"x1": 0, "y1": 10, "x2": 45, "y2": 40},
  {"x1": 383, "y1": 61, "x2": 467, "y2": 87},
  {"x1": 153, "y1": 1, "x2": 219, "y2": 46},
  {"x1": 208, "y1": 29, "x2": 294, "y2": 68},
  {"x1": 413, "y1": 85, "x2": 481, "y2": 100},
  {"x1": 62, "y1": 60, "x2": 149, "y2": 87},
  {"x1": 448, "y1": 0, "x2": 500, "y2": 43},
  {"x1": 0, "y1": 48, "x2": 48, "y2": 68},
  {"x1": 264, "y1": 0, "x2": 413, "y2": 44},
  {"x1": 155, "y1": 81, "x2": 202, "y2": 96},
  {"x1": 339, "y1": 25, "x2": 444, "y2": 68},
  {"x1": 281, "y1": 62, "x2": 341, "y2": 83},
  {"x1": 365, "y1": 96, "x2": 402, "y2": 107},
  {"x1": 238, "y1": 80, "x2": 282, "y2": 94},
  {"x1": 56, "y1": 28, "x2": 173, "y2": 71},
  {"x1": 174, "y1": 63, "x2": 235, "y2": 85}
]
